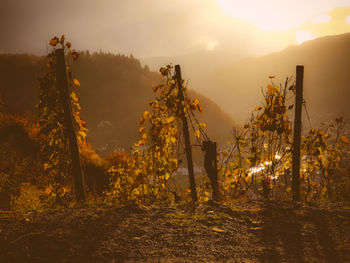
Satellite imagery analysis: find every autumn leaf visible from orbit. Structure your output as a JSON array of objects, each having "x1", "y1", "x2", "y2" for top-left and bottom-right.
[
  {"x1": 44, "y1": 187, "x2": 52, "y2": 195},
  {"x1": 43, "y1": 163, "x2": 50, "y2": 170},
  {"x1": 140, "y1": 111, "x2": 149, "y2": 124},
  {"x1": 49, "y1": 37, "x2": 59, "y2": 46},
  {"x1": 159, "y1": 67, "x2": 168, "y2": 76},
  {"x1": 60, "y1": 35, "x2": 65, "y2": 44},
  {"x1": 139, "y1": 126, "x2": 145, "y2": 134},
  {"x1": 250, "y1": 227, "x2": 263, "y2": 230},
  {"x1": 71, "y1": 91, "x2": 79, "y2": 102},
  {"x1": 73, "y1": 78, "x2": 81, "y2": 87},
  {"x1": 335, "y1": 117, "x2": 344, "y2": 124},
  {"x1": 166, "y1": 116, "x2": 175, "y2": 123},
  {"x1": 211, "y1": 227, "x2": 225, "y2": 233},
  {"x1": 254, "y1": 106, "x2": 262, "y2": 111},
  {"x1": 195, "y1": 129, "x2": 200, "y2": 138},
  {"x1": 192, "y1": 98, "x2": 199, "y2": 106},
  {"x1": 71, "y1": 51, "x2": 79, "y2": 60},
  {"x1": 152, "y1": 84, "x2": 159, "y2": 92},
  {"x1": 79, "y1": 130, "x2": 87, "y2": 139},
  {"x1": 340, "y1": 136, "x2": 349, "y2": 145}
]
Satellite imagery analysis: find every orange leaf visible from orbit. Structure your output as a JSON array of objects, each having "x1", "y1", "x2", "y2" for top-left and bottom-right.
[
  {"x1": 71, "y1": 51, "x2": 79, "y2": 60},
  {"x1": 44, "y1": 187, "x2": 52, "y2": 195},
  {"x1": 49, "y1": 37, "x2": 59, "y2": 46},
  {"x1": 60, "y1": 35, "x2": 65, "y2": 44},
  {"x1": 73, "y1": 78, "x2": 80, "y2": 87},
  {"x1": 340, "y1": 136, "x2": 349, "y2": 145}
]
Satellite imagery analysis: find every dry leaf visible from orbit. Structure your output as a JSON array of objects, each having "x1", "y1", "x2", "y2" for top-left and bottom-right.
[
  {"x1": 211, "y1": 227, "x2": 225, "y2": 233},
  {"x1": 49, "y1": 37, "x2": 59, "y2": 46}
]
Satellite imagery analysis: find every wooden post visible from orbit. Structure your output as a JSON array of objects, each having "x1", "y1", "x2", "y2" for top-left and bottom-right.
[
  {"x1": 175, "y1": 65, "x2": 198, "y2": 202},
  {"x1": 55, "y1": 48, "x2": 85, "y2": 202},
  {"x1": 202, "y1": 141, "x2": 219, "y2": 201},
  {"x1": 292, "y1": 65, "x2": 304, "y2": 202}
]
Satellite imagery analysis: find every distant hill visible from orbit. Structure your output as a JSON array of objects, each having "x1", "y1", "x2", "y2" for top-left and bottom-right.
[
  {"x1": 207, "y1": 33, "x2": 350, "y2": 123},
  {"x1": 139, "y1": 50, "x2": 240, "y2": 98},
  {"x1": 140, "y1": 50, "x2": 241, "y2": 78},
  {"x1": 0, "y1": 52, "x2": 234, "y2": 153}
]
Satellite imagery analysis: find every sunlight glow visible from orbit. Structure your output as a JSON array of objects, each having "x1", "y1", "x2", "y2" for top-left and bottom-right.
[
  {"x1": 311, "y1": 14, "x2": 332, "y2": 24},
  {"x1": 196, "y1": 36, "x2": 218, "y2": 51},
  {"x1": 295, "y1": 30, "x2": 317, "y2": 44},
  {"x1": 247, "y1": 154, "x2": 282, "y2": 177},
  {"x1": 275, "y1": 154, "x2": 281, "y2": 160},
  {"x1": 216, "y1": 0, "x2": 350, "y2": 30},
  {"x1": 347, "y1": 15, "x2": 350, "y2": 23},
  {"x1": 248, "y1": 165, "x2": 265, "y2": 176}
]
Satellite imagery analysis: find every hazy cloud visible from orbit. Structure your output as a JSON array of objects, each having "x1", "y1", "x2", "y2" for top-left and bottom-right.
[{"x1": 0, "y1": 0, "x2": 349, "y2": 57}]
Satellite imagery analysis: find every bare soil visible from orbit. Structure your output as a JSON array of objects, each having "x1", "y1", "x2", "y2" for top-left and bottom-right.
[{"x1": 1, "y1": 201, "x2": 349, "y2": 262}]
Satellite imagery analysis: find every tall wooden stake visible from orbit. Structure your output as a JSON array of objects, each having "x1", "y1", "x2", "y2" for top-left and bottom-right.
[
  {"x1": 175, "y1": 65, "x2": 198, "y2": 202},
  {"x1": 55, "y1": 48, "x2": 85, "y2": 202},
  {"x1": 292, "y1": 65, "x2": 304, "y2": 202}
]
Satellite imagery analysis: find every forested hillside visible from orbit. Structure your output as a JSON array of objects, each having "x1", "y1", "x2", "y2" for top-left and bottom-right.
[{"x1": 0, "y1": 52, "x2": 234, "y2": 152}]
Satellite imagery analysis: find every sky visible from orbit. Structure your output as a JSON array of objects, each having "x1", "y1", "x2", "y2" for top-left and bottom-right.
[
  {"x1": 0, "y1": 0, "x2": 350, "y2": 57},
  {"x1": 217, "y1": 0, "x2": 350, "y2": 30}
]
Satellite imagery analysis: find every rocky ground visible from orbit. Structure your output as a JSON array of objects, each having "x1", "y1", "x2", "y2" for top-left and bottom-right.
[{"x1": 1, "y1": 201, "x2": 349, "y2": 262}]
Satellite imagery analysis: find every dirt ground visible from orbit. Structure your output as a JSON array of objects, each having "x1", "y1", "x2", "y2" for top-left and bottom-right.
[{"x1": 0, "y1": 201, "x2": 349, "y2": 262}]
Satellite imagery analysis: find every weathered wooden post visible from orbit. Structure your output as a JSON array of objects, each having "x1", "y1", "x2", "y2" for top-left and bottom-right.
[
  {"x1": 202, "y1": 140, "x2": 219, "y2": 201},
  {"x1": 55, "y1": 48, "x2": 85, "y2": 202},
  {"x1": 175, "y1": 65, "x2": 198, "y2": 202},
  {"x1": 292, "y1": 65, "x2": 304, "y2": 202}
]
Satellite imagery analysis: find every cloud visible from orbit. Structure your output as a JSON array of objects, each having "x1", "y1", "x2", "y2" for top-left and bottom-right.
[{"x1": 0, "y1": 0, "x2": 269, "y2": 57}]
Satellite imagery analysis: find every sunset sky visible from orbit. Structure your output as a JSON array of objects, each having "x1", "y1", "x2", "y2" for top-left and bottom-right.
[{"x1": 1, "y1": 0, "x2": 349, "y2": 57}]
